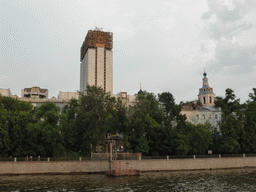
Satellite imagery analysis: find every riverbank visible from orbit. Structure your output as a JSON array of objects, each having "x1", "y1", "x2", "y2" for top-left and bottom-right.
[{"x1": 1, "y1": 156, "x2": 256, "y2": 175}]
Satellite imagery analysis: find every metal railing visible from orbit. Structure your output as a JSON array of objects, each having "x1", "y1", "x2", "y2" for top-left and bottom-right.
[
  {"x1": 1, "y1": 153, "x2": 255, "y2": 162},
  {"x1": 91, "y1": 153, "x2": 141, "y2": 160},
  {"x1": 143, "y1": 153, "x2": 247, "y2": 160}
]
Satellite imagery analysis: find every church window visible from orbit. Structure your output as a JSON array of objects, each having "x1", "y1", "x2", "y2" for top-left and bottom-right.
[
  {"x1": 210, "y1": 97, "x2": 212, "y2": 103},
  {"x1": 204, "y1": 89, "x2": 206, "y2": 91},
  {"x1": 203, "y1": 97, "x2": 206, "y2": 104}
]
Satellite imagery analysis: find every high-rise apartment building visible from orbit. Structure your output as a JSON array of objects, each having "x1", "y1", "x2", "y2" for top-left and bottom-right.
[{"x1": 80, "y1": 28, "x2": 113, "y2": 94}]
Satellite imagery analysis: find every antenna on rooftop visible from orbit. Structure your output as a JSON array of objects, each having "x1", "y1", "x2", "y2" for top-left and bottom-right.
[{"x1": 95, "y1": 27, "x2": 103, "y2": 31}]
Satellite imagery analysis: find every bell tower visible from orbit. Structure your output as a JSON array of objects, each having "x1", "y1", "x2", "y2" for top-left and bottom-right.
[{"x1": 198, "y1": 71, "x2": 215, "y2": 106}]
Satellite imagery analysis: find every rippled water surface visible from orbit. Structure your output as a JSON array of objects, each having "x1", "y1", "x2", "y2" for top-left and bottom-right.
[{"x1": 1, "y1": 168, "x2": 256, "y2": 191}]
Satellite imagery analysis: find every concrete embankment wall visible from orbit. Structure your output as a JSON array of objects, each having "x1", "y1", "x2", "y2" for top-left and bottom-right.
[{"x1": 1, "y1": 157, "x2": 256, "y2": 175}]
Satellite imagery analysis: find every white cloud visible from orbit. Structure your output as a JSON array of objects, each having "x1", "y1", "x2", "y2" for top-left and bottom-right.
[
  {"x1": 0, "y1": 75, "x2": 9, "y2": 80},
  {"x1": 157, "y1": 17, "x2": 175, "y2": 29},
  {"x1": 123, "y1": 12, "x2": 136, "y2": 17},
  {"x1": 111, "y1": 26, "x2": 134, "y2": 41}
]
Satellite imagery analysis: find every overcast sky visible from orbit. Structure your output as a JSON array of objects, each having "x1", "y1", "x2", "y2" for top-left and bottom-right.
[{"x1": 1, "y1": 0, "x2": 256, "y2": 103}]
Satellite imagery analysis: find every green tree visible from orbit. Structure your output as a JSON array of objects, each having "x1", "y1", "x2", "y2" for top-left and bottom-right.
[
  {"x1": 0, "y1": 96, "x2": 34, "y2": 157},
  {"x1": 33, "y1": 102, "x2": 66, "y2": 157},
  {"x1": 35, "y1": 102, "x2": 60, "y2": 126},
  {"x1": 215, "y1": 88, "x2": 240, "y2": 116},
  {"x1": 0, "y1": 109, "x2": 11, "y2": 157},
  {"x1": 60, "y1": 99, "x2": 80, "y2": 156},
  {"x1": 215, "y1": 89, "x2": 242, "y2": 153},
  {"x1": 172, "y1": 127, "x2": 190, "y2": 156},
  {"x1": 127, "y1": 91, "x2": 162, "y2": 154},
  {"x1": 187, "y1": 123, "x2": 213, "y2": 154},
  {"x1": 76, "y1": 85, "x2": 116, "y2": 155},
  {"x1": 158, "y1": 92, "x2": 186, "y2": 127},
  {"x1": 241, "y1": 88, "x2": 256, "y2": 153}
]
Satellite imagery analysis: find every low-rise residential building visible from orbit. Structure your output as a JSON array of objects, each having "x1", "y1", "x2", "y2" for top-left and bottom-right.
[
  {"x1": 21, "y1": 86, "x2": 48, "y2": 99},
  {"x1": 19, "y1": 87, "x2": 68, "y2": 110}
]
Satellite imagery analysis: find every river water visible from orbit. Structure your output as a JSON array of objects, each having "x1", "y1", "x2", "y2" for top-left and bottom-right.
[{"x1": 1, "y1": 168, "x2": 256, "y2": 191}]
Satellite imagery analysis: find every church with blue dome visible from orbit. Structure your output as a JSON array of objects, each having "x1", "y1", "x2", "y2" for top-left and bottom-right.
[{"x1": 181, "y1": 72, "x2": 221, "y2": 130}]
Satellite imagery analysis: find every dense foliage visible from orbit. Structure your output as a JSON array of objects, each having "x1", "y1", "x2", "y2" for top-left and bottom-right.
[{"x1": 0, "y1": 86, "x2": 256, "y2": 158}]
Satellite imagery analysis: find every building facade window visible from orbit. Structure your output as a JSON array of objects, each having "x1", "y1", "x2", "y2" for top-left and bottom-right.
[
  {"x1": 209, "y1": 114, "x2": 211, "y2": 119},
  {"x1": 215, "y1": 114, "x2": 218, "y2": 119},
  {"x1": 196, "y1": 114, "x2": 199, "y2": 119},
  {"x1": 202, "y1": 115, "x2": 205, "y2": 119}
]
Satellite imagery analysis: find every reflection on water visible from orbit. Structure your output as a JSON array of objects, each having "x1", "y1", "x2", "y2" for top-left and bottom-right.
[{"x1": 1, "y1": 168, "x2": 256, "y2": 191}]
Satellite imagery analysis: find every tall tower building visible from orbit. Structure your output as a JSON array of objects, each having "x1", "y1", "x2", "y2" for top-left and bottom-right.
[
  {"x1": 80, "y1": 28, "x2": 113, "y2": 94},
  {"x1": 198, "y1": 72, "x2": 215, "y2": 106}
]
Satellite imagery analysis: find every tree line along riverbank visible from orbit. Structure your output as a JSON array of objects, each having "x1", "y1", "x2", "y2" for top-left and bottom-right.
[{"x1": 0, "y1": 86, "x2": 256, "y2": 158}]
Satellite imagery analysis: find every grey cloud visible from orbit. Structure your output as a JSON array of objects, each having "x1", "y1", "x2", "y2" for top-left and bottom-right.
[
  {"x1": 200, "y1": 43, "x2": 205, "y2": 51},
  {"x1": 202, "y1": 0, "x2": 255, "y2": 40},
  {"x1": 202, "y1": 0, "x2": 256, "y2": 75},
  {"x1": 206, "y1": 42, "x2": 256, "y2": 74},
  {"x1": 203, "y1": 0, "x2": 256, "y2": 23},
  {"x1": 217, "y1": 9, "x2": 242, "y2": 23},
  {"x1": 209, "y1": 22, "x2": 253, "y2": 39}
]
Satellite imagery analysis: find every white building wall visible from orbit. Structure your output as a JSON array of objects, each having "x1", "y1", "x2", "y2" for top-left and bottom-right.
[
  {"x1": 21, "y1": 89, "x2": 24, "y2": 98},
  {"x1": 58, "y1": 91, "x2": 79, "y2": 100},
  {"x1": 106, "y1": 50, "x2": 113, "y2": 94},
  {"x1": 0, "y1": 89, "x2": 11, "y2": 97},
  {"x1": 80, "y1": 58, "x2": 84, "y2": 92},
  {"x1": 80, "y1": 48, "x2": 96, "y2": 92},
  {"x1": 96, "y1": 47, "x2": 105, "y2": 89},
  {"x1": 87, "y1": 48, "x2": 95, "y2": 86},
  {"x1": 80, "y1": 52, "x2": 86, "y2": 92},
  {"x1": 181, "y1": 110, "x2": 221, "y2": 130}
]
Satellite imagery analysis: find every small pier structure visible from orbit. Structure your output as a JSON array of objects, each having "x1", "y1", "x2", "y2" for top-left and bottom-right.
[{"x1": 105, "y1": 139, "x2": 140, "y2": 177}]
